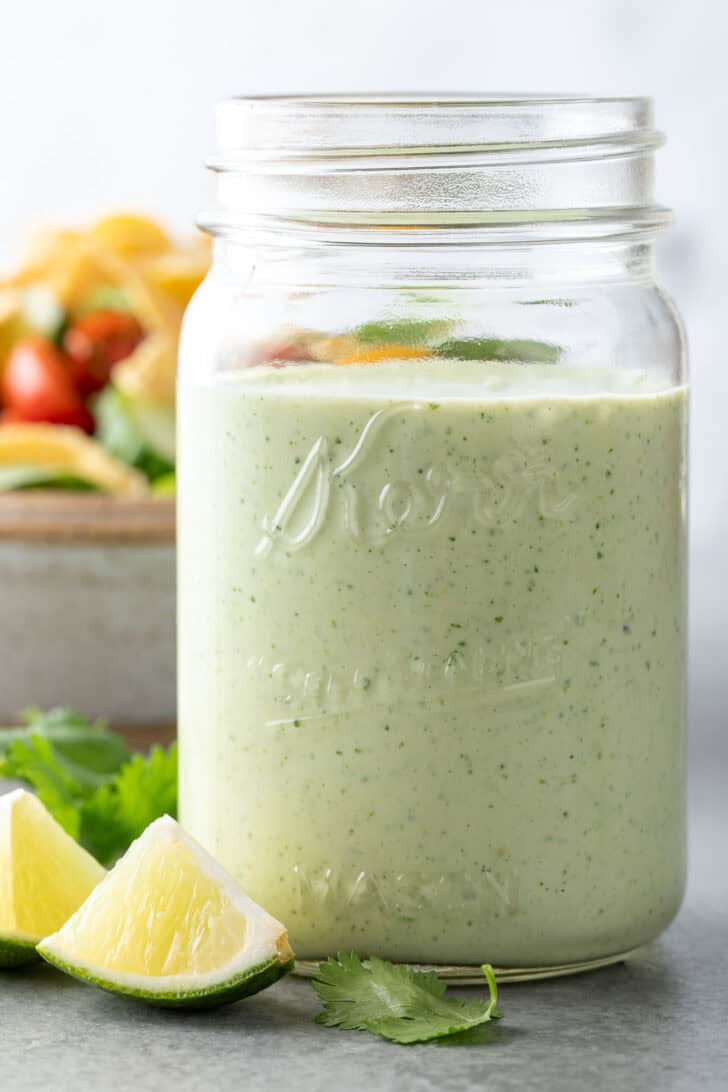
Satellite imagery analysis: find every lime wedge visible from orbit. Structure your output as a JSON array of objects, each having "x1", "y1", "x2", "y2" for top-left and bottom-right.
[
  {"x1": 0, "y1": 789, "x2": 106, "y2": 967},
  {"x1": 38, "y1": 816, "x2": 294, "y2": 1007},
  {"x1": 0, "y1": 935, "x2": 39, "y2": 967}
]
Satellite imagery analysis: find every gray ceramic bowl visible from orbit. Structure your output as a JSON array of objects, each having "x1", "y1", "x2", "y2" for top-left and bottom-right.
[{"x1": 0, "y1": 495, "x2": 175, "y2": 728}]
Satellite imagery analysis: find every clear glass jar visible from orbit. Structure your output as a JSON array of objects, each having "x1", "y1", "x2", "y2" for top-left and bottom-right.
[{"x1": 178, "y1": 95, "x2": 687, "y2": 981}]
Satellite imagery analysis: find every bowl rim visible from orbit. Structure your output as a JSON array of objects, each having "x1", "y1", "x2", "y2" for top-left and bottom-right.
[{"x1": 0, "y1": 494, "x2": 175, "y2": 544}]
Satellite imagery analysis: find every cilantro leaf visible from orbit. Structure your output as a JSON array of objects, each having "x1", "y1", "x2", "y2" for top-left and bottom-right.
[
  {"x1": 0, "y1": 707, "x2": 176, "y2": 868},
  {"x1": 0, "y1": 734, "x2": 84, "y2": 839},
  {"x1": 80, "y1": 744, "x2": 178, "y2": 866},
  {"x1": 313, "y1": 953, "x2": 502, "y2": 1044},
  {"x1": 1, "y1": 707, "x2": 130, "y2": 789}
]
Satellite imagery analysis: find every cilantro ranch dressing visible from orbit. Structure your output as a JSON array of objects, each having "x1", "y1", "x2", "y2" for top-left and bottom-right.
[
  {"x1": 179, "y1": 360, "x2": 686, "y2": 968},
  {"x1": 178, "y1": 95, "x2": 688, "y2": 978}
]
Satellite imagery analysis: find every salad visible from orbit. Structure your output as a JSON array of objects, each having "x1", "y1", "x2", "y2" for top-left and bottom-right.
[{"x1": 0, "y1": 214, "x2": 209, "y2": 496}]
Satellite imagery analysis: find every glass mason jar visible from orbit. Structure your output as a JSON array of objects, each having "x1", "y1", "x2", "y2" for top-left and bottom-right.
[{"x1": 178, "y1": 95, "x2": 687, "y2": 981}]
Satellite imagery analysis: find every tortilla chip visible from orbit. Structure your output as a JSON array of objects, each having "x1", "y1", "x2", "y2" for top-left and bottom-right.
[
  {"x1": 139, "y1": 247, "x2": 209, "y2": 308},
  {"x1": 112, "y1": 335, "x2": 178, "y2": 406},
  {"x1": 0, "y1": 424, "x2": 149, "y2": 496},
  {"x1": 90, "y1": 214, "x2": 172, "y2": 258}
]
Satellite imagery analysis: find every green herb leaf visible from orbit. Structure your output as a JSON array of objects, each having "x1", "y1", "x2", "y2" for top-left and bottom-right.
[
  {"x1": 313, "y1": 953, "x2": 501, "y2": 1044},
  {"x1": 0, "y1": 708, "x2": 129, "y2": 791},
  {"x1": 0, "y1": 707, "x2": 176, "y2": 867},
  {"x1": 80, "y1": 743, "x2": 178, "y2": 866},
  {"x1": 0, "y1": 734, "x2": 84, "y2": 839},
  {"x1": 134, "y1": 448, "x2": 175, "y2": 484}
]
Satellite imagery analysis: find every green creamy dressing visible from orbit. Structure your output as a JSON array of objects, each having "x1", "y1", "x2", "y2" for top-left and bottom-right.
[{"x1": 178, "y1": 360, "x2": 687, "y2": 967}]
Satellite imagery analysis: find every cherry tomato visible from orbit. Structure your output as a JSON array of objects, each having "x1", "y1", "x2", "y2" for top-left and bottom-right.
[
  {"x1": 1, "y1": 337, "x2": 94, "y2": 433},
  {"x1": 63, "y1": 310, "x2": 144, "y2": 395},
  {"x1": 252, "y1": 338, "x2": 316, "y2": 367}
]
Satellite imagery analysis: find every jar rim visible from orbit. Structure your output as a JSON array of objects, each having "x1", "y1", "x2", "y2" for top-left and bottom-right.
[
  {"x1": 213, "y1": 93, "x2": 661, "y2": 159},
  {"x1": 205, "y1": 93, "x2": 669, "y2": 238}
]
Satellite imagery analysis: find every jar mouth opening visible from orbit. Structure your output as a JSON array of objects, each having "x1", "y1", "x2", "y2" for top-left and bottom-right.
[
  {"x1": 213, "y1": 93, "x2": 661, "y2": 161},
  {"x1": 231, "y1": 92, "x2": 648, "y2": 103},
  {"x1": 206, "y1": 93, "x2": 668, "y2": 238}
]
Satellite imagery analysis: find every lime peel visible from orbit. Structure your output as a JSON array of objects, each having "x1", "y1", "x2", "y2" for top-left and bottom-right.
[
  {"x1": 41, "y1": 949, "x2": 291, "y2": 1009},
  {"x1": 0, "y1": 935, "x2": 40, "y2": 968},
  {"x1": 37, "y1": 816, "x2": 294, "y2": 1008}
]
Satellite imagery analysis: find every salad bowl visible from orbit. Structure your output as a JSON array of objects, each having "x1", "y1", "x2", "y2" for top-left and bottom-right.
[{"x1": 0, "y1": 493, "x2": 175, "y2": 726}]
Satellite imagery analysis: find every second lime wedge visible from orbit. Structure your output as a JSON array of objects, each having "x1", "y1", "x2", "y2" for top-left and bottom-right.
[{"x1": 0, "y1": 789, "x2": 105, "y2": 967}]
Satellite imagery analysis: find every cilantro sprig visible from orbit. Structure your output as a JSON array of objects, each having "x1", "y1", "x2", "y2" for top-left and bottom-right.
[
  {"x1": 313, "y1": 952, "x2": 502, "y2": 1044},
  {"x1": 0, "y1": 707, "x2": 177, "y2": 867}
]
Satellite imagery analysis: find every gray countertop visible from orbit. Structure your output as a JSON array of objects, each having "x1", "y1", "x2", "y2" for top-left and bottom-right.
[{"x1": 2, "y1": 763, "x2": 726, "y2": 1092}]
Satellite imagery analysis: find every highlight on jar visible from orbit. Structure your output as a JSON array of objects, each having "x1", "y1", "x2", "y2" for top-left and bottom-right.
[{"x1": 176, "y1": 94, "x2": 688, "y2": 982}]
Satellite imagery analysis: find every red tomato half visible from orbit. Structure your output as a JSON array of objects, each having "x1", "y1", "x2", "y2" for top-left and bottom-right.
[
  {"x1": 63, "y1": 310, "x2": 144, "y2": 396},
  {"x1": 1, "y1": 337, "x2": 94, "y2": 433}
]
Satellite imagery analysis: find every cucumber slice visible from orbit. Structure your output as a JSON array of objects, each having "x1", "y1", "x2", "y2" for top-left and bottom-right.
[
  {"x1": 125, "y1": 397, "x2": 175, "y2": 463},
  {"x1": 354, "y1": 319, "x2": 452, "y2": 346},
  {"x1": 21, "y1": 288, "x2": 66, "y2": 343},
  {"x1": 435, "y1": 338, "x2": 561, "y2": 364},
  {"x1": 0, "y1": 466, "x2": 99, "y2": 493}
]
